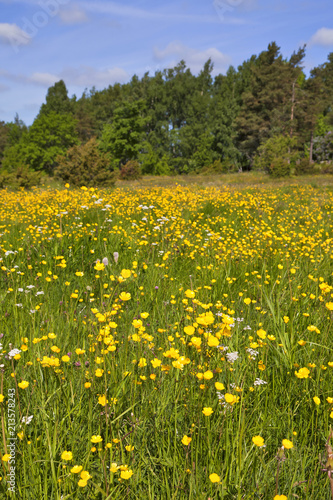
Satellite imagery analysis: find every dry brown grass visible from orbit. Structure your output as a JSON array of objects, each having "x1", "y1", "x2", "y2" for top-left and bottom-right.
[
  {"x1": 115, "y1": 171, "x2": 333, "y2": 191},
  {"x1": 41, "y1": 171, "x2": 333, "y2": 191}
]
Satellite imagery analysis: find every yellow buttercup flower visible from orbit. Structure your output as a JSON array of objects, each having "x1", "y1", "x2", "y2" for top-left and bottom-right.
[
  {"x1": 121, "y1": 269, "x2": 131, "y2": 279},
  {"x1": 120, "y1": 469, "x2": 133, "y2": 479},
  {"x1": 98, "y1": 395, "x2": 108, "y2": 406},
  {"x1": 80, "y1": 471, "x2": 91, "y2": 481},
  {"x1": 252, "y1": 436, "x2": 264, "y2": 447},
  {"x1": 119, "y1": 292, "x2": 131, "y2": 301},
  {"x1": 71, "y1": 465, "x2": 83, "y2": 474},
  {"x1": 209, "y1": 473, "x2": 220, "y2": 483},
  {"x1": 203, "y1": 370, "x2": 213, "y2": 380},
  {"x1": 202, "y1": 407, "x2": 213, "y2": 416},
  {"x1": 184, "y1": 326, "x2": 195, "y2": 335},
  {"x1": 151, "y1": 358, "x2": 162, "y2": 368},
  {"x1": 90, "y1": 435, "x2": 103, "y2": 443},
  {"x1": 181, "y1": 435, "x2": 192, "y2": 446},
  {"x1": 94, "y1": 262, "x2": 105, "y2": 271},
  {"x1": 295, "y1": 367, "x2": 310, "y2": 379},
  {"x1": 207, "y1": 335, "x2": 219, "y2": 347},
  {"x1": 18, "y1": 381, "x2": 29, "y2": 389},
  {"x1": 257, "y1": 329, "x2": 266, "y2": 339},
  {"x1": 282, "y1": 439, "x2": 293, "y2": 449}
]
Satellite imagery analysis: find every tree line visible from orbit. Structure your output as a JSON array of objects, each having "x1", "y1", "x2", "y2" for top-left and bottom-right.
[{"x1": 1, "y1": 41, "x2": 333, "y2": 185}]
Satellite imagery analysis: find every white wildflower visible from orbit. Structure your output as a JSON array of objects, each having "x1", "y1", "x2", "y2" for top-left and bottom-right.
[
  {"x1": 8, "y1": 348, "x2": 21, "y2": 358},
  {"x1": 226, "y1": 352, "x2": 239, "y2": 363}
]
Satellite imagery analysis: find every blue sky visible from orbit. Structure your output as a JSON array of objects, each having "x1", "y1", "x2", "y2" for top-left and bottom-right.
[{"x1": 0, "y1": 0, "x2": 333, "y2": 125}]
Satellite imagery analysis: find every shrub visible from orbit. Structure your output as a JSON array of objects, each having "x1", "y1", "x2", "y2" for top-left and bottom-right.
[
  {"x1": 0, "y1": 167, "x2": 42, "y2": 190},
  {"x1": 254, "y1": 134, "x2": 298, "y2": 175},
  {"x1": 54, "y1": 137, "x2": 115, "y2": 187},
  {"x1": 269, "y1": 158, "x2": 291, "y2": 178},
  {"x1": 201, "y1": 159, "x2": 233, "y2": 175},
  {"x1": 119, "y1": 160, "x2": 141, "y2": 180},
  {"x1": 294, "y1": 158, "x2": 314, "y2": 176},
  {"x1": 319, "y1": 161, "x2": 333, "y2": 174},
  {"x1": 139, "y1": 143, "x2": 171, "y2": 176}
]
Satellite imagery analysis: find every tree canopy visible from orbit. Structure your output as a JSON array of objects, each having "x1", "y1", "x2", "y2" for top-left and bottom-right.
[{"x1": 1, "y1": 42, "x2": 333, "y2": 178}]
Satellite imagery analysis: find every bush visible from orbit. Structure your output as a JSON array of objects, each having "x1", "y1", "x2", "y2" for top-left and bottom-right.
[
  {"x1": 0, "y1": 166, "x2": 42, "y2": 190},
  {"x1": 269, "y1": 158, "x2": 291, "y2": 178},
  {"x1": 119, "y1": 160, "x2": 141, "y2": 180},
  {"x1": 201, "y1": 159, "x2": 234, "y2": 175},
  {"x1": 254, "y1": 134, "x2": 298, "y2": 174},
  {"x1": 54, "y1": 137, "x2": 115, "y2": 187},
  {"x1": 139, "y1": 143, "x2": 171, "y2": 176},
  {"x1": 319, "y1": 161, "x2": 333, "y2": 174},
  {"x1": 294, "y1": 158, "x2": 314, "y2": 176}
]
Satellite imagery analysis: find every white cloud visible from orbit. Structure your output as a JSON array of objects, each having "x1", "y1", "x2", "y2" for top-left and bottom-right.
[
  {"x1": 309, "y1": 28, "x2": 333, "y2": 46},
  {"x1": 153, "y1": 42, "x2": 231, "y2": 74},
  {"x1": 29, "y1": 72, "x2": 59, "y2": 86},
  {"x1": 0, "y1": 23, "x2": 31, "y2": 46},
  {"x1": 59, "y1": 5, "x2": 89, "y2": 25},
  {"x1": 0, "y1": 83, "x2": 9, "y2": 92},
  {"x1": 1, "y1": 65, "x2": 129, "y2": 89},
  {"x1": 60, "y1": 65, "x2": 129, "y2": 87}
]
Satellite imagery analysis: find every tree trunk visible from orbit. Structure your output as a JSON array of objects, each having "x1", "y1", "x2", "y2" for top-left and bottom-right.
[
  {"x1": 290, "y1": 81, "x2": 295, "y2": 137},
  {"x1": 309, "y1": 129, "x2": 314, "y2": 163}
]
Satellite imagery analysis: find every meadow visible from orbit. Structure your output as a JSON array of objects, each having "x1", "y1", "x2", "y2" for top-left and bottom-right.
[{"x1": 1, "y1": 174, "x2": 333, "y2": 499}]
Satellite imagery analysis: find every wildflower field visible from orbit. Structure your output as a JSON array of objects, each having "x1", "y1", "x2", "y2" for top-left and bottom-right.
[{"x1": 1, "y1": 181, "x2": 333, "y2": 499}]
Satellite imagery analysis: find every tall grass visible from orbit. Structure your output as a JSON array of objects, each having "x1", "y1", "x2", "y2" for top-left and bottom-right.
[{"x1": 0, "y1": 181, "x2": 333, "y2": 499}]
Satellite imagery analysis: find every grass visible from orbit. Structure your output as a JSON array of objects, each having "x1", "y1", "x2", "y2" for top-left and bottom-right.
[{"x1": 0, "y1": 178, "x2": 333, "y2": 499}]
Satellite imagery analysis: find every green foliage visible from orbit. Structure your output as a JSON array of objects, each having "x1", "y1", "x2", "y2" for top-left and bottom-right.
[
  {"x1": 0, "y1": 115, "x2": 27, "y2": 167},
  {"x1": 155, "y1": 155, "x2": 173, "y2": 176},
  {"x1": 314, "y1": 114, "x2": 332, "y2": 137},
  {"x1": 201, "y1": 158, "x2": 236, "y2": 175},
  {"x1": 54, "y1": 137, "x2": 115, "y2": 187},
  {"x1": 2, "y1": 112, "x2": 78, "y2": 174},
  {"x1": 313, "y1": 131, "x2": 333, "y2": 163},
  {"x1": 4, "y1": 44, "x2": 333, "y2": 179},
  {"x1": 0, "y1": 166, "x2": 42, "y2": 189},
  {"x1": 254, "y1": 134, "x2": 298, "y2": 175},
  {"x1": 38, "y1": 80, "x2": 73, "y2": 117},
  {"x1": 139, "y1": 142, "x2": 171, "y2": 175},
  {"x1": 186, "y1": 131, "x2": 215, "y2": 172},
  {"x1": 269, "y1": 158, "x2": 291, "y2": 177},
  {"x1": 100, "y1": 100, "x2": 148, "y2": 169},
  {"x1": 119, "y1": 160, "x2": 142, "y2": 180},
  {"x1": 294, "y1": 158, "x2": 314, "y2": 176},
  {"x1": 1, "y1": 142, "x2": 27, "y2": 173},
  {"x1": 235, "y1": 43, "x2": 306, "y2": 162}
]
